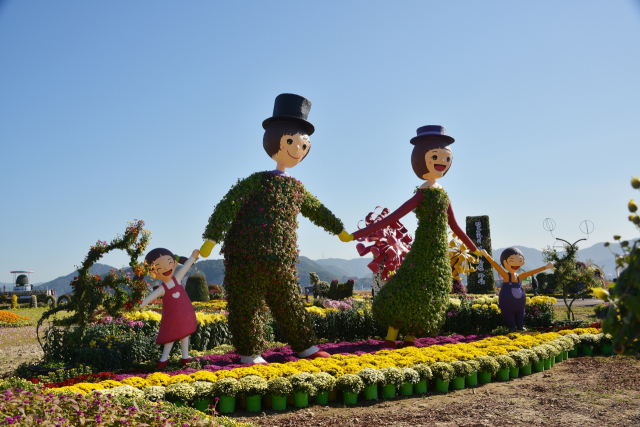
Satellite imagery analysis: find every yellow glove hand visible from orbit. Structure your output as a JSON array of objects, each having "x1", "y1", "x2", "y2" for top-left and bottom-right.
[
  {"x1": 338, "y1": 230, "x2": 354, "y2": 242},
  {"x1": 200, "y1": 240, "x2": 216, "y2": 258}
]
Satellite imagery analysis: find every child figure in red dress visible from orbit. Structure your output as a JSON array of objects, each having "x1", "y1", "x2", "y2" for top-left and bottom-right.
[{"x1": 139, "y1": 248, "x2": 199, "y2": 369}]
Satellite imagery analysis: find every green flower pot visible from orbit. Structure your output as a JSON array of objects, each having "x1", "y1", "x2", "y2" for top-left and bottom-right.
[
  {"x1": 398, "y1": 381, "x2": 412, "y2": 396},
  {"x1": 363, "y1": 384, "x2": 378, "y2": 400},
  {"x1": 246, "y1": 395, "x2": 261, "y2": 412},
  {"x1": 328, "y1": 388, "x2": 337, "y2": 402},
  {"x1": 521, "y1": 364, "x2": 532, "y2": 375},
  {"x1": 293, "y1": 392, "x2": 308, "y2": 408},
  {"x1": 217, "y1": 396, "x2": 235, "y2": 414},
  {"x1": 382, "y1": 384, "x2": 396, "y2": 399},
  {"x1": 343, "y1": 391, "x2": 358, "y2": 405},
  {"x1": 569, "y1": 348, "x2": 578, "y2": 357},
  {"x1": 564, "y1": 350, "x2": 569, "y2": 359},
  {"x1": 414, "y1": 379, "x2": 428, "y2": 394},
  {"x1": 194, "y1": 399, "x2": 209, "y2": 413},
  {"x1": 551, "y1": 357, "x2": 556, "y2": 367},
  {"x1": 272, "y1": 395, "x2": 287, "y2": 411},
  {"x1": 315, "y1": 391, "x2": 329, "y2": 405},
  {"x1": 451, "y1": 376, "x2": 465, "y2": 390},
  {"x1": 582, "y1": 345, "x2": 593, "y2": 356},
  {"x1": 509, "y1": 366, "x2": 520, "y2": 378},
  {"x1": 466, "y1": 372, "x2": 478, "y2": 387},
  {"x1": 479, "y1": 370, "x2": 492, "y2": 384},
  {"x1": 435, "y1": 378, "x2": 449, "y2": 393},
  {"x1": 601, "y1": 344, "x2": 613, "y2": 356},
  {"x1": 543, "y1": 358, "x2": 552, "y2": 370},
  {"x1": 497, "y1": 368, "x2": 510, "y2": 382},
  {"x1": 533, "y1": 360, "x2": 544, "y2": 373}
]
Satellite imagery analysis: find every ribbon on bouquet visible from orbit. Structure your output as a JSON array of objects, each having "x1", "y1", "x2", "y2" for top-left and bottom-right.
[
  {"x1": 448, "y1": 232, "x2": 479, "y2": 280},
  {"x1": 355, "y1": 207, "x2": 413, "y2": 281}
]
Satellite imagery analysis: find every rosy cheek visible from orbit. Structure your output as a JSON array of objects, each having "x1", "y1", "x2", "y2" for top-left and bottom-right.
[{"x1": 428, "y1": 161, "x2": 433, "y2": 165}]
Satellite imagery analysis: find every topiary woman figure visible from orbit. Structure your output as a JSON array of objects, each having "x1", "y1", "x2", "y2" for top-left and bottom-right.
[{"x1": 346, "y1": 125, "x2": 480, "y2": 348}]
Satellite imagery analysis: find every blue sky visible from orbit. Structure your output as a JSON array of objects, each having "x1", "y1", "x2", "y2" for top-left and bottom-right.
[{"x1": 1, "y1": 1, "x2": 639, "y2": 283}]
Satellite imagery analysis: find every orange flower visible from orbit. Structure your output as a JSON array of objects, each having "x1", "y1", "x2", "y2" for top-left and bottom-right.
[{"x1": 0, "y1": 310, "x2": 31, "y2": 323}]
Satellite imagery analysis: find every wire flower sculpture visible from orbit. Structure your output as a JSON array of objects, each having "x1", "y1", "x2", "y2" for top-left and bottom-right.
[
  {"x1": 355, "y1": 206, "x2": 413, "y2": 281},
  {"x1": 448, "y1": 232, "x2": 479, "y2": 281}
]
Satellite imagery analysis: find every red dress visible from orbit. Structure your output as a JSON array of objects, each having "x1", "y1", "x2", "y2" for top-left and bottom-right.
[{"x1": 156, "y1": 277, "x2": 198, "y2": 345}]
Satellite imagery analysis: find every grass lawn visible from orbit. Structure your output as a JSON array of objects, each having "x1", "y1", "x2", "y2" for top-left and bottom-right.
[{"x1": 553, "y1": 304, "x2": 600, "y2": 322}]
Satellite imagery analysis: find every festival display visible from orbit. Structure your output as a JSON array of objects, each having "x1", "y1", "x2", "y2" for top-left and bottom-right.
[
  {"x1": 198, "y1": 94, "x2": 348, "y2": 363},
  {"x1": 139, "y1": 248, "x2": 200, "y2": 369},
  {"x1": 348, "y1": 126, "x2": 480, "y2": 349},
  {"x1": 465, "y1": 215, "x2": 496, "y2": 293},
  {"x1": 481, "y1": 247, "x2": 553, "y2": 332}
]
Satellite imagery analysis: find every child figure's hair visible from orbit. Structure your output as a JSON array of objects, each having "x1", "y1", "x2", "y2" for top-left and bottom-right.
[
  {"x1": 145, "y1": 248, "x2": 188, "y2": 267},
  {"x1": 499, "y1": 247, "x2": 525, "y2": 266}
]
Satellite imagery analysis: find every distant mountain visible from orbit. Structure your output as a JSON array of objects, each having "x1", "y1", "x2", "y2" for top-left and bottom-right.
[
  {"x1": 315, "y1": 258, "x2": 372, "y2": 278},
  {"x1": 33, "y1": 263, "x2": 117, "y2": 295}
]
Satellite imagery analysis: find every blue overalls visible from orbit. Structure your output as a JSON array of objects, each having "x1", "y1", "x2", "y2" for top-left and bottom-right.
[{"x1": 498, "y1": 273, "x2": 526, "y2": 332}]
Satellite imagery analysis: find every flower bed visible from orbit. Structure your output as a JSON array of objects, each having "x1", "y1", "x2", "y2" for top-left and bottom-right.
[
  {"x1": 0, "y1": 310, "x2": 32, "y2": 327},
  {"x1": 40, "y1": 328, "x2": 601, "y2": 407}
]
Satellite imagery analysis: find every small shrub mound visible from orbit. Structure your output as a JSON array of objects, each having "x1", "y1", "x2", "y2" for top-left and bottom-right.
[{"x1": 185, "y1": 274, "x2": 209, "y2": 302}]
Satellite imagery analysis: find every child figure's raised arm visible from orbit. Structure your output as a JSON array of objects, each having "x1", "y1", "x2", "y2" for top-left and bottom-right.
[
  {"x1": 480, "y1": 249, "x2": 510, "y2": 282},
  {"x1": 174, "y1": 250, "x2": 200, "y2": 283},
  {"x1": 140, "y1": 286, "x2": 165, "y2": 310},
  {"x1": 519, "y1": 262, "x2": 554, "y2": 280}
]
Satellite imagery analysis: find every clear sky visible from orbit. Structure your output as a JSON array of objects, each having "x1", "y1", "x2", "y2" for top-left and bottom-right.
[{"x1": 1, "y1": 1, "x2": 639, "y2": 283}]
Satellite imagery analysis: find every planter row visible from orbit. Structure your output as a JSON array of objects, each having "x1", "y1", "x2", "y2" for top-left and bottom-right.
[{"x1": 174, "y1": 344, "x2": 611, "y2": 414}]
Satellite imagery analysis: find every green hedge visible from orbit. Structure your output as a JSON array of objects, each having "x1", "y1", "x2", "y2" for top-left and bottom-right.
[
  {"x1": 327, "y1": 279, "x2": 354, "y2": 300},
  {"x1": 185, "y1": 275, "x2": 209, "y2": 302}
]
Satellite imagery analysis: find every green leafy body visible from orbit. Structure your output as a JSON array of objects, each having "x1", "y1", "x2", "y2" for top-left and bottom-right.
[{"x1": 372, "y1": 187, "x2": 452, "y2": 336}]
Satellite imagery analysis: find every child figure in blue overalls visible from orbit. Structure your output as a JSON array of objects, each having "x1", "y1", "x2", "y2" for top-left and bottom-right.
[{"x1": 481, "y1": 247, "x2": 553, "y2": 332}]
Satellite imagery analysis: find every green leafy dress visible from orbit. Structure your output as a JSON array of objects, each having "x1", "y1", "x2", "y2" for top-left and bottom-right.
[
  {"x1": 370, "y1": 187, "x2": 452, "y2": 337},
  {"x1": 203, "y1": 171, "x2": 344, "y2": 355}
]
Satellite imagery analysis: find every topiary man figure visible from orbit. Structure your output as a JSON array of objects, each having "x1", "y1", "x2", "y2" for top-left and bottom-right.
[{"x1": 199, "y1": 94, "x2": 351, "y2": 364}]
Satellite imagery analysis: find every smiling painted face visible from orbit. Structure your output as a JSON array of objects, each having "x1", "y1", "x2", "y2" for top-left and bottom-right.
[
  {"x1": 271, "y1": 133, "x2": 311, "y2": 170},
  {"x1": 502, "y1": 254, "x2": 525, "y2": 272},
  {"x1": 422, "y1": 148, "x2": 452, "y2": 180},
  {"x1": 150, "y1": 255, "x2": 176, "y2": 282}
]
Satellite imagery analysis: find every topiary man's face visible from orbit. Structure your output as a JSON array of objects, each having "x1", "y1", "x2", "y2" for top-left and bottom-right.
[
  {"x1": 271, "y1": 133, "x2": 310, "y2": 170},
  {"x1": 150, "y1": 255, "x2": 175, "y2": 281}
]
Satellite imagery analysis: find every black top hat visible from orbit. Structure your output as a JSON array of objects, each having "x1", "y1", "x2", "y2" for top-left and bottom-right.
[
  {"x1": 262, "y1": 93, "x2": 315, "y2": 135},
  {"x1": 410, "y1": 125, "x2": 455, "y2": 145}
]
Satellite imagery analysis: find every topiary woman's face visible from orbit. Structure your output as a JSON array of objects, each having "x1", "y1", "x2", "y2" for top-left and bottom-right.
[
  {"x1": 271, "y1": 133, "x2": 310, "y2": 170},
  {"x1": 422, "y1": 148, "x2": 452, "y2": 180},
  {"x1": 150, "y1": 255, "x2": 175, "y2": 281}
]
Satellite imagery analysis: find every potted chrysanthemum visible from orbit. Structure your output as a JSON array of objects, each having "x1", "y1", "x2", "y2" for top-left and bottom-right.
[
  {"x1": 311, "y1": 372, "x2": 336, "y2": 405},
  {"x1": 380, "y1": 367, "x2": 403, "y2": 399},
  {"x1": 463, "y1": 360, "x2": 480, "y2": 387},
  {"x1": 494, "y1": 355, "x2": 516, "y2": 381},
  {"x1": 143, "y1": 386, "x2": 165, "y2": 402},
  {"x1": 400, "y1": 368, "x2": 420, "y2": 396},
  {"x1": 430, "y1": 362, "x2": 455, "y2": 393},
  {"x1": 521, "y1": 349, "x2": 539, "y2": 375},
  {"x1": 290, "y1": 372, "x2": 316, "y2": 408},
  {"x1": 165, "y1": 382, "x2": 195, "y2": 407},
  {"x1": 449, "y1": 361, "x2": 473, "y2": 389},
  {"x1": 548, "y1": 341, "x2": 563, "y2": 365},
  {"x1": 532, "y1": 345, "x2": 549, "y2": 372},
  {"x1": 336, "y1": 374, "x2": 364, "y2": 405},
  {"x1": 357, "y1": 368, "x2": 384, "y2": 400},
  {"x1": 475, "y1": 356, "x2": 500, "y2": 384},
  {"x1": 411, "y1": 364, "x2": 432, "y2": 394},
  {"x1": 267, "y1": 377, "x2": 292, "y2": 411},
  {"x1": 580, "y1": 333, "x2": 600, "y2": 357},
  {"x1": 565, "y1": 333, "x2": 581, "y2": 357},
  {"x1": 239, "y1": 375, "x2": 267, "y2": 412},
  {"x1": 508, "y1": 351, "x2": 530, "y2": 378},
  {"x1": 600, "y1": 333, "x2": 613, "y2": 356},
  {"x1": 212, "y1": 378, "x2": 240, "y2": 414},
  {"x1": 191, "y1": 381, "x2": 214, "y2": 413}
]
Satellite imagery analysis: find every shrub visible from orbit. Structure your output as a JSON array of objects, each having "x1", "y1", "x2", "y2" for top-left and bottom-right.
[
  {"x1": 165, "y1": 383, "x2": 196, "y2": 404},
  {"x1": 508, "y1": 351, "x2": 530, "y2": 368},
  {"x1": 494, "y1": 355, "x2": 516, "y2": 370},
  {"x1": 475, "y1": 356, "x2": 500, "y2": 374},
  {"x1": 213, "y1": 378, "x2": 240, "y2": 398},
  {"x1": 357, "y1": 368, "x2": 385, "y2": 386},
  {"x1": 451, "y1": 280, "x2": 466, "y2": 295},
  {"x1": 401, "y1": 368, "x2": 420, "y2": 384},
  {"x1": 327, "y1": 279, "x2": 354, "y2": 300},
  {"x1": 336, "y1": 374, "x2": 364, "y2": 394},
  {"x1": 310, "y1": 272, "x2": 329, "y2": 299},
  {"x1": 45, "y1": 295, "x2": 56, "y2": 308},
  {"x1": 238, "y1": 375, "x2": 268, "y2": 397},
  {"x1": 380, "y1": 367, "x2": 403, "y2": 387},
  {"x1": 57, "y1": 294, "x2": 71, "y2": 306},
  {"x1": 185, "y1": 274, "x2": 209, "y2": 302},
  {"x1": 143, "y1": 386, "x2": 165, "y2": 402},
  {"x1": 11, "y1": 295, "x2": 18, "y2": 309},
  {"x1": 411, "y1": 364, "x2": 433, "y2": 380},
  {"x1": 289, "y1": 372, "x2": 316, "y2": 395},
  {"x1": 429, "y1": 362, "x2": 455, "y2": 382},
  {"x1": 191, "y1": 381, "x2": 214, "y2": 400},
  {"x1": 267, "y1": 377, "x2": 293, "y2": 396},
  {"x1": 536, "y1": 272, "x2": 557, "y2": 295},
  {"x1": 450, "y1": 361, "x2": 474, "y2": 377},
  {"x1": 311, "y1": 372, "x2": 336, "y2": 393},
  {"x1": 465, "y1": 360, "x2": 480, "y2": 373},
  {"x1": 208, "y1": 284, "x2": 224, "y2": 300}
]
